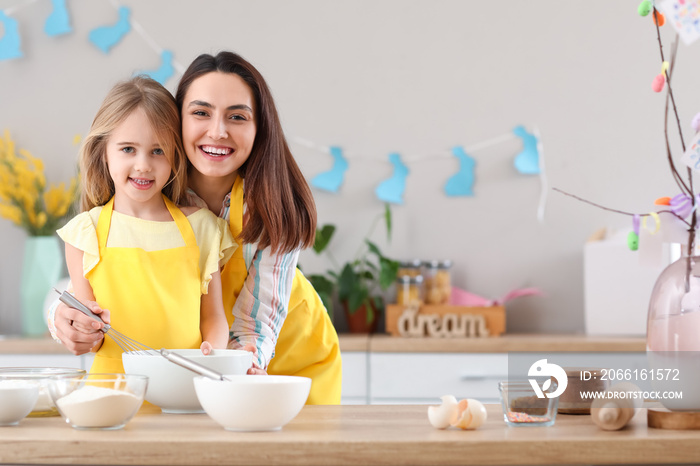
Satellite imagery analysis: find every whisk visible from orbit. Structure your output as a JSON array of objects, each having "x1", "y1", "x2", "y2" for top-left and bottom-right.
[{"x1": 53, "y1": 288, "x2": 228, "y2": 381}]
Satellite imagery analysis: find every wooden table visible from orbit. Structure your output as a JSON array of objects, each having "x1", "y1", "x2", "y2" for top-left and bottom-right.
[{"x1": 2, "y1": 404, "x2": 698, "y2": 465}]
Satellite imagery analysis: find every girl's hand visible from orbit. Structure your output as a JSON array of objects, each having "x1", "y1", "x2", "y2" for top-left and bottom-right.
[
  {"x1": 54, "y1": 301, "x2": 108, "y2": 355},
  {"x1": 241, "y1": 342, "x2": 267, "y2": 375}
]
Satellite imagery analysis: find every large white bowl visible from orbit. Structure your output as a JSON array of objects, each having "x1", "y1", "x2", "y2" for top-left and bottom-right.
[
  {"x1": 122, "y1": 349, "x2": 252, "y2": 413},
  {"x1": 0, "y1": 378, "x2": 40, "y2": 426},
  {"x1": 194, "y1": 375, "x2": 311, "y2": 431}
]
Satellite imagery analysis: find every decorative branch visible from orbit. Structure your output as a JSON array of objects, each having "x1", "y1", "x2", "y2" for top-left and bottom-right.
[{"x1": 552, "y1": 188, "x2": 691, "y2": 227}]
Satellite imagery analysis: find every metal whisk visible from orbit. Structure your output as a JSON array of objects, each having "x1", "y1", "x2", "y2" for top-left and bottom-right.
[
  {"x1": 53, "y1": 288, "x2": 229, "y2": 381},
  {"x1": 54, "y1": 288, "x2": 159, "y2": 356}
]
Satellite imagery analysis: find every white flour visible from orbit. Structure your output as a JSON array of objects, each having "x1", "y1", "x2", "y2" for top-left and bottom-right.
[{"x1": 56, "y1": 385, "x2": 142, "y2": 428}]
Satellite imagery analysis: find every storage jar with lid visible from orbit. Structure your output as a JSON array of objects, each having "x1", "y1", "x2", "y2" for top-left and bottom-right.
[
  {"x1": 423, "y1": 260, "x2": 452, "y2": 304},
  {"x1": 397, "y1": 259, "x2": 422, "y2": 278},
  {"x1": 396, "y1": 275, "x2": 423, "y2": 306}
]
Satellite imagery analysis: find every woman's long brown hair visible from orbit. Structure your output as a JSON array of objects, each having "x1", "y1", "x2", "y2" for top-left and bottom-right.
[{"x1": 176, "y1": 51, "x2": 316, "y2": 254}]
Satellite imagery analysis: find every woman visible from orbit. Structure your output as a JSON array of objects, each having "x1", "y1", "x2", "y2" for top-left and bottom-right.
[{"x1": 51, "y1": 51, "x2": 342, "y2": 405}]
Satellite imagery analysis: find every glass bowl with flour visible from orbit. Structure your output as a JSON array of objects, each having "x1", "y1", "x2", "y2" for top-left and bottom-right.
[
  {"x1": 0, "y1": 367, "x2": 85, "y2": 417},
  {"x1": 48, "y1": 373, "x2": 147, "y2": 430}
]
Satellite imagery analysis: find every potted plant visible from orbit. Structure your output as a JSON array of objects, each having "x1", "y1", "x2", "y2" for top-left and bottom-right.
[{"x1": 308, "y1": 205, "x2": 399, "y2": 333}]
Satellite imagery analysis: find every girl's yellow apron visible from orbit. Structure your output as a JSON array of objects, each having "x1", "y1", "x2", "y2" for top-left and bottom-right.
[
  {"x1": 220, "y1": 176, "x2": 342, "y2": 404},
  {"x1": 87, "y1": 196, "x2": 202, "y2": 373}
]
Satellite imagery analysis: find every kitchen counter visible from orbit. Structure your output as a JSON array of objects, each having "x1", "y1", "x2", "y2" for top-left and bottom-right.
[
  {"x1": 0, "y1": 333, "x2": 646, "y2": 354},
  {"x1": 2, "y1": 404, "x2": 698, "y2": 465}
]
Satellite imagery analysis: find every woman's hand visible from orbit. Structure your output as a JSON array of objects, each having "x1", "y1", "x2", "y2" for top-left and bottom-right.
[
  {"x1": 242, "y1": 342, "x2": 267, "y2": 375},
  {"x1": 54, "y1": 301, "x2": 108, "y2": 355},
  {"x1": 200, "y1": 340, "x2": 214, "y2": 355}
]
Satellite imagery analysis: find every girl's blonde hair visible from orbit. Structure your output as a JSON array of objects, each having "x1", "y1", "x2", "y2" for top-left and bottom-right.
[{"x1": 79, "y1": 76, "x2": 187, "y2": 212}]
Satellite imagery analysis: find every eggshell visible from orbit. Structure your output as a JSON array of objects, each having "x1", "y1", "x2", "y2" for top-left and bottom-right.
[
  {"x1": 451, "y1": 398, "x2": 488, "y2": 430},
  {"x1": 427, "y1": 395, "x2": 459, "y2": 429}
]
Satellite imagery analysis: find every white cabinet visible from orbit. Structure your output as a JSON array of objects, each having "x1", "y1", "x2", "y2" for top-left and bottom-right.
[
  {"x1": 341, "y1": 351, "x2": 507, "y2": 405},
  {"x1": 369, "y1": 353, "x2": 507, "y2": 404},
  {"x1": 340, "y1": 352, "x2": 368, "y2": 404}
]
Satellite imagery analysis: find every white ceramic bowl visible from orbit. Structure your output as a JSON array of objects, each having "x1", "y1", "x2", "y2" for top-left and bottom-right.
[
  {"x1": 47, "y1": 373, "x2": 147, "y2": 430},
  {"x1": 0, "y1": 367, "x2": 86, "y2": 417},
  {"x1": 0, "y1": 378, "x2": 40, "y2": 426},
  {"x1": 194, "y1": 375, "x2": 311, "y2": 431},
  {"x1": 123, "y1": 349, "x2": 252, "y2": 413}
]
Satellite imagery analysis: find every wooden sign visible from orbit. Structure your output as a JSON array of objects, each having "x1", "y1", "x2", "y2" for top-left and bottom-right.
[{"x1": 385, "y1": 304, "x2": 505, "y2": 338}]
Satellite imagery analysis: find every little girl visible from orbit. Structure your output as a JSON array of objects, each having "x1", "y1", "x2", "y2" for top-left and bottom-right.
[{"x1": 56, "y1": 76, "x2": 234, "y2": 373}]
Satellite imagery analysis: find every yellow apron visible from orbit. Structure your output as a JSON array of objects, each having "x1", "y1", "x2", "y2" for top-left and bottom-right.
[
  {"x1": 220, "y1": 176, "x2": 342, "y2": 404},
  {"x1": 87, "y1": 195, "x2": 202, "y2": 373}
]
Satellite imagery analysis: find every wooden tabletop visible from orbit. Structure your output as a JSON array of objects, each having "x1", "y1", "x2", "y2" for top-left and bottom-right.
[
  {"x1": 2, "y1": 404, "x2": 698, "y2": 465},
  {"x1": 1, "y1": 334, "x2": 646, "y2": 355}
]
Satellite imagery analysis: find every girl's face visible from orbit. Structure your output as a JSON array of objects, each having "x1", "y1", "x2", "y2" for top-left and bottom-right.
[
  {"x1": 181, "y1": 71, "x2": 257, "y2": 183},
  {"x1": 105, "y1": 107, "x2": 172, "y2": 215}
]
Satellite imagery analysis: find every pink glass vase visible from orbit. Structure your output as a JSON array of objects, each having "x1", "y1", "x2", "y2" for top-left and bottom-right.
[{"x1": 646, "y1": 253, "x2": 700, "y2": 411}]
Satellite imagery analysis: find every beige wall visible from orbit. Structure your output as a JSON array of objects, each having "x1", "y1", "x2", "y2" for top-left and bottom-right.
[{"x1": 0, "y1": 0, "x2": 688, "y2": 334}]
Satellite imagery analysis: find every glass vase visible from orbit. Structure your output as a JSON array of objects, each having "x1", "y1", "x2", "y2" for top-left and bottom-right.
[
  {"x1": 20, "y1": 235, "x2": 62, "y2": 336},
  {"x1": 646, "y1": 253, "x2": 700, "y2": 411}
]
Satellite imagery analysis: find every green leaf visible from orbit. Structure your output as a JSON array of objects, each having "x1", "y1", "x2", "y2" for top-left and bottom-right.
[
  {"x1": 348, "y1": 287, "x2": 368, "y2": 314},
  {"x1": 313, "y1": 224, "x2": 336, "y2": 254},
  {"x1": 337, "y1": 263, "x2": 357, "y2": 301},
  {"x1": 378, "y1": 257, "x2": 399, "y2": 290},
  {"x1": 384, "y1": 203, "x2": 392, "y2": 241},
  {"x1": 308, "y1": 274, "x2": 334, "y2": 295},
  {"x1": 366, "y1": 240, "x2": 382, "y2": 257},
  {"x1": 365, "y1": 298, "x2": 375, "y2": 324}
]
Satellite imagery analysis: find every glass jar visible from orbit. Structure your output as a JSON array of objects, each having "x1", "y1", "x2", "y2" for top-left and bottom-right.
[
  {"x1": 397, "y1": 259, "x2": 422, "y2": 278},
  {"x1": 423, "y1": 260, "x2": 452, "y2": 304},
  {"x1": 396, "y1": 275, "x2": 423, "y2": 306},
  {"x1": 646, "y1": 253, "x2": 700, "y2": 411}
]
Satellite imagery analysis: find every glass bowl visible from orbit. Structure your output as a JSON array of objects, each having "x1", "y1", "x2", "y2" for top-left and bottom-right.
[
  {"x1": 0, "y1": 367, "x2": 85, "y2": 417},
  {"x1": 498, "y1": 381, "x2": 558, "y2": 427},
  {"x1": 48, "y1": 373, "x2": 148, "y2": 430},
  {"x1": 0, "y1": 377, "x2": 40, "y2": 426}
]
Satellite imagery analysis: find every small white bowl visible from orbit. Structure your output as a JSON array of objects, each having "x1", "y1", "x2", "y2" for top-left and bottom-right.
[
  {"x1": 194, "y1": 375, "x2": 311, "y2": 431},
  {"x1": 123, "y1": 349, "x2": 252, "y2": 413},
  {"x1": 0, "y1": 379, "x2": 40, "y2": 426},
  {"x1": 48, "y1": 373, "x2": 147, "y2": 430}
]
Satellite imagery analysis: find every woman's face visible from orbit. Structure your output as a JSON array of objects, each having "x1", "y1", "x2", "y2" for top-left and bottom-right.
[{"x1": 181, "y1": 71, "x2": 257, "y2": 182}]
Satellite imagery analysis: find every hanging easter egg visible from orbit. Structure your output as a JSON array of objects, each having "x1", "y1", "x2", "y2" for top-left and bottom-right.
[
  {"x1": 692, "y1": 113, "x2": 700, "y2": 133},
  {"x1": 652, "y1": 74, "x2": 665, "y2": 93},
  {"x1": 654, "y1": 196, "x2": 671, "y2": 206},
  {"x1": 638, "y1": 0, "x2": 652, "y2": 16},
  {"x1": 653, "y1": 11, "x2": 666, "y2": 26},
  {"x1": 627, "y1": 231, "x2": 639, "y2": 251}
]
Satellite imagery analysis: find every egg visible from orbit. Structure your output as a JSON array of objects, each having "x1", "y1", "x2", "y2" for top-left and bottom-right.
[
  {"x1": 428, "y1": 396, "x2": 487, "y2": 430},
  {"x1": 451, "y1": 398, "x2": 487, "y2": 430},
  {"x1": 427, "y1": 395, "x2": 459, "y2": 429}
]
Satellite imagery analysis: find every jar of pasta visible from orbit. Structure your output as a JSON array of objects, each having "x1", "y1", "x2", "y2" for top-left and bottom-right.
[
  {"x1": 397, "y1": 259, "x2": 422, "y2": 278},
  {"x1": 396, "y1": 275, "x2": 424, "y2": 306},
  {"x1": 423, "y1": 260, "x2": 452, "y2": 304}
]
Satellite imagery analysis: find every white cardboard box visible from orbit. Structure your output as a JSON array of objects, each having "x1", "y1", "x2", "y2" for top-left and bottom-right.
[{"x1": 584, "y1": 232, "x2": 676, "y2": 336}]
